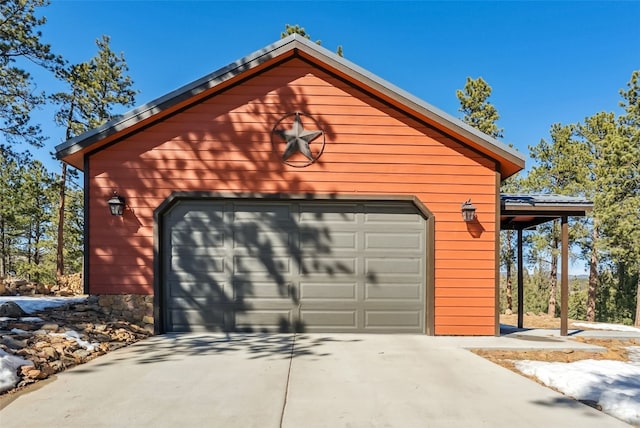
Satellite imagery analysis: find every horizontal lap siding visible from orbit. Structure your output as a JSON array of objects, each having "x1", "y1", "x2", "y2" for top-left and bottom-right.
[{"x1": 88, "y1": 58, "x2": 497, "y2": 334}]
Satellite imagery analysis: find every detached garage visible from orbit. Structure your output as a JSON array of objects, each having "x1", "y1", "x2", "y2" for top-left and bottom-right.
[
  {"x1": 161, "y1": 197, "x2": 431, "y2": 333},
  {"x1": 56, "y1": 35, "x2": 525, "y2": 335}
]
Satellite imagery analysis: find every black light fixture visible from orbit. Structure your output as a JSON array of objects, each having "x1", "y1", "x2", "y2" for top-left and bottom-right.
[
  {"x1": 107, "y1": 191, "x2": 126, "y2": 216},
  {"x1": 461, "y1": 199, "x2": 476, "y2": 222}
]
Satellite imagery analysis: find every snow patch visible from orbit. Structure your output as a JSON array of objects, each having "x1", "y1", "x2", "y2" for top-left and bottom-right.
[
  {"x1": 572, "y1": 321, "x2": 640, "y2": 333},
  {"x1": 0, "y1": 317, "x2": 44, "y2": 323},
  {"x1": 0, "y1": 349, "x2": 34, "y2": 393},
  {"x1": 0, "y1": 296, "x2": 87, "y2": 314},
  {"x1": 50, "y1": 330, "x2": 99, "y2": 352},
  {"x1": 515, "y1": 359, "x2": 640, "y2": 425},
  {"x1": 627, "y1": 346, "x2": 640, "y2": 365}
]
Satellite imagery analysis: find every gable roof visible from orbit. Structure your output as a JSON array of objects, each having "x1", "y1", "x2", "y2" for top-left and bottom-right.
[{"x1": 55, "y1": 34, "x2": 525, "y2": 177}]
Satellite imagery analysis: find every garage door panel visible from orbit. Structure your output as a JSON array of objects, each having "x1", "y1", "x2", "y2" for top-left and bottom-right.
[
  {"x1": 365, "y1": 232, "x2": 423, "y2": 250},
  {"x1": 172, "y1": 256, "x2": 225, "y2": 273},
  {"x1": 300, "y1": 310, "x2": 357, "y2": 328},
  {"x1": 234, "y1": 256, "x2": 291, "y2": 274},
  {"x1": 164, "y1": 200, "x2": 427, "y2": 333},
  {"x1": 299, "y1": 204, "x2": 358, "y2": 223},
  {"x1": 365, "y1": 311, "x2": 422, "y2": 328},
  {"x1": 233, "y1": 204, "x2": 292, "y2": 223},
  {"x1": 364, "y1": 206, "x2": 423, "y2": 224},
  {"x1": 234, "y1": 280, "x2": 293, "y2": 299},
  {"x1": 169, "y1": 310, "x2": 227, "y2": 332},
  {"x1": 366, "y1": 258, "x2": 422, "y2": 276},
  {"x1": 168, "y1": 280, "x2": 230, "y2": 298},
  {"x1": 299, "y1": 282, "x2": 357, "y2": 300},
  {"x1": 233, "y1": 229, "x2": 292, "y2": 250},
  {"x1": 234, "y1": 310, "x2": 294, "y2": 332},
  {"x1": 300, "y1": 231, "x2": 356, "y2": 251},
  {"x1": 169, "y1": 203, "x2": 225, "y2": 226},
  {"x1": 170, "y1": 230, "x2": 225, "y2": 247},
  {"x1": 301, "y1": 257, "x2": 357, "y2": 275},
  {"x1": 365, "y1": 283, "x2": 422, "y2": 300}
]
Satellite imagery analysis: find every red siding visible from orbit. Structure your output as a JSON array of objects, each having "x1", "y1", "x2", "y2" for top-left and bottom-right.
[{"x1": 88, "y1": 58, "x2": 498, "y2": 335}]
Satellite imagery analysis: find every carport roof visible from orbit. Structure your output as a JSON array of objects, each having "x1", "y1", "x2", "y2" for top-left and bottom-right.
[
  {"x1": 500, "y1": 193, "x2": 593, "y2": 230},
  {"x1": 55, "y1": 34, "x2": 525, "y2": 177}
]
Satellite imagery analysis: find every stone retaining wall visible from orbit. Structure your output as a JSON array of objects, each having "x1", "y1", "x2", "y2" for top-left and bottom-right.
[{"x1": 94, "y1": 294, "x2": 154, "y2": 333}]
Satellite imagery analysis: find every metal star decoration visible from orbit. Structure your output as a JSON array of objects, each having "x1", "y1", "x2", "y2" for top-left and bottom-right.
[{"x1": 275, "y1": 113, "x2": 323, "y2": 162}]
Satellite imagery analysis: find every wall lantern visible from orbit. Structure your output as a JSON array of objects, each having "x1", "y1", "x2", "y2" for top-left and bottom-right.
[
  {"x1": 461, "y1": 199, "x2": 476, "y2": 222},
  {"x1": 107, "y1": 192, "x2": 126, "y2": 216}
]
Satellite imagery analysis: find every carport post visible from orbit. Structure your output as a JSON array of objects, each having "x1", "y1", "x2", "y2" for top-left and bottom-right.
[
  {"x1": 561, "y1": 216, "x2": 569, "y2": 336},
  {"x1": 517, "y1": 228, "x2": 524, "y2": 329}
]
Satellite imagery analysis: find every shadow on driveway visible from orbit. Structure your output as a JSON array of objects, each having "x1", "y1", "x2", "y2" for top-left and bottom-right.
[{"x1": 66, "y1": 333, "x2": 362, "y2": 373}]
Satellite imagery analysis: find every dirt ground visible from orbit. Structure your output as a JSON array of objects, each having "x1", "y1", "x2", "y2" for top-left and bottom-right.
[{"x1": 478, "y1": 314, "x2": 640, "y2": 390}]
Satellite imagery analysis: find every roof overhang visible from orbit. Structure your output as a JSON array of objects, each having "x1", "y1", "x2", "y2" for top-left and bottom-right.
[
  {"x1": 500, "y1": 194, "x2": 593, "y2": 230},
  {"x1": 56, "y1": 35, "x2": 526, "y2": 177}
]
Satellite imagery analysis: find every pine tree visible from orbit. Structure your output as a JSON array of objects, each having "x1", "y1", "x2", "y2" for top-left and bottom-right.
[
  {"x1": 575, "y1": 112, "x2": 618, "y2": 322},
  {"x1": 604, "y1": 70, "x2": 640, "y2": 325},
  {"x1": 0, "y1": 0, "x2": 61, "y2": 152},
  {"x1": 526, "y1": 123, "x2": 590, "y2": 316},
  {"x1": 456, "y1": 77, "x2": 504, "y2": 139},
  {"x1": 455, "y1": 77, "x2": 520, "y2": 314},
  {"x1": 52, "y1": 35, "x2": 137, "y2": 278}
]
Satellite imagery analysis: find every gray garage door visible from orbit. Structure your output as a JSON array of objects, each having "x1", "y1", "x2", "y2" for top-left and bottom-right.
[{"x1": 163, "y1": 200, "x2": 427, "y2": 333}]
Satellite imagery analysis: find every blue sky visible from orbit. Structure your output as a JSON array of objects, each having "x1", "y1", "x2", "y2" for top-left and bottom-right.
[{"x1": 29, "y1": 0, "x2": 639, "y2": 171}]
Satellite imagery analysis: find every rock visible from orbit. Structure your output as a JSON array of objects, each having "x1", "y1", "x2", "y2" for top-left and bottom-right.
[
  {"x1": 7, "y1": 278, "x2": 27, "y2": 287},
  {"x1": 41, "y1": 323, "x2": 59, "y2": 332},
  {"x1": 93, "y1": 324, "x2": 107, "y2": 332},
  {"x1": 8, "y1": 322, "x2": 39, "y2": 331},
  {"x1": 72, "y1": 349, "x2": 90, "y2": 361},
  {"x1": 2, "y1": 336, "x2": 28, "y2": 349},
  {"x1": 40, "y1": 346, "x2": 58, "y2": 360},
  {"x1": 25, "y1": 369, "x2": 48, "y2": 380},
  {"x1": 0, "y1": 302, "x2": 27, "y2": 318},
  {"x1": 1, "y1": 299, "x2": 152, "y2": 396},
  {"x1": 39, "y1": 363, "x2": 56, "y2": 377}
]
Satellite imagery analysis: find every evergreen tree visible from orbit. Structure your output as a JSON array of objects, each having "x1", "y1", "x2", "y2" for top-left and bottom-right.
[
  {"x1": 16, "y1": 160, "x2": 55, "y2": 283},
  {"x1": 526, "y1": 123, "x2": 590, "y2": 316},
  {"x1": 597, "y1": 70, "x2": 640, "y2": 325},
  {"x1": 52, "y1": 35, "x2": 137, "y2": 278},
  {"x1": 456, "y1": 76, "x2": 519, "y2": 314},
  {"x1": 575, "y1": 112, "x2": 617, "y2": 321},
  {"x1": 0, "y1": 0, "x2": 61, "y2": 152},
  {"x1": 456, "y1": 77, "x2": 504, "y2": 139},
  {"x1": 0, "y1": 152, "x2": 23, "y2": 277}
]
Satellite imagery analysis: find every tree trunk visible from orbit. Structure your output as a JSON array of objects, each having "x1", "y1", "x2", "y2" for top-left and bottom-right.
[
  {"x1": 0, "y1": 218, "x2": 5, "y2": 278},
  {"x1": 548, "y1": 233, "x2": 558, "y2": 317},
  {"x1": 505, "y1": 230, "x2": 513, "y2": 313},
  {"x1": 56, "y1": 162, "x2": 67, "y2": 278},
  {"x1": 586, "y1": 223, "x2": 598, "y2": 322},
  {"x1": 635, "y1": 269, "x2": 640, "y2": 327}
]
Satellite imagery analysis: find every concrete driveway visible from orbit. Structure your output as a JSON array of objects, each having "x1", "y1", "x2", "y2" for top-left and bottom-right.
[{"x1": 0, "y1": 333, "x2": 629, "y2": 427}]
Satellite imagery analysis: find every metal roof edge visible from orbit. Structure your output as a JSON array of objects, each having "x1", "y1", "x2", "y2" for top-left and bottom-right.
[
  {"x1": 56, "y1": 34, "x2": 526, "y2": 171},
  {"x1": 500, "y1": 193, "x2": 594, "y2": 210},
  {"x1": 287, "y1": 37, "x2": 526, "y2": 168},
  {"x1": 55, "y1": 35, "x2": 306, "y2": 159}
]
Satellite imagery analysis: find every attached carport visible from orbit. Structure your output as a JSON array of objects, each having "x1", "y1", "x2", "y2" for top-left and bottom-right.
[
  {"x1": 500, "y1": 194, "x2": 593, "y2": 335},
  {"x1": 155, "y1": 193, "x2": 435, "y2": 334}
]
